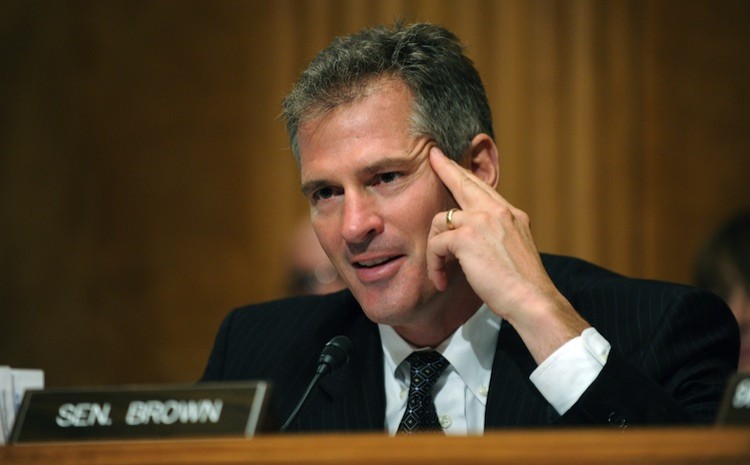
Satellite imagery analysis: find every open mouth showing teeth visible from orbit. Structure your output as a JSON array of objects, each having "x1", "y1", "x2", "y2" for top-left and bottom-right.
[{"x1": 354, "y1": 256, "x2": 399, "y2": 268}]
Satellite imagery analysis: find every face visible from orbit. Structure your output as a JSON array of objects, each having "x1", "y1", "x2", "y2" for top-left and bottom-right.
[{"x1": 297, "y1": 79, "x2": 457, "y2": 330}]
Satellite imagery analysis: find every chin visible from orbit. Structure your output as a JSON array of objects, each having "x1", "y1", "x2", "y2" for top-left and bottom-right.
[{"x1": 354, "y1": 283, "x2": 439, "y2": 326}]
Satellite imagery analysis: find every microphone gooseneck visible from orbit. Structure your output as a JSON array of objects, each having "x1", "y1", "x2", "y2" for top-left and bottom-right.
[{"x1": 280, "y1": 335, "x2": 353, "y2": 432}]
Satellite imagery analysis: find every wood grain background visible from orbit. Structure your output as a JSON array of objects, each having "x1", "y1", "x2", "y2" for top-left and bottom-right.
[{"x1": 1, "y1": 0, "x2": 748, "y2": 387}]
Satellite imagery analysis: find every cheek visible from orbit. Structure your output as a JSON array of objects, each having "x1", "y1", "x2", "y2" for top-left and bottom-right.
[
  {"x1": 413, "y1": 178, "x2": 452, "y2": 220},
  {"x1": 311, "y1": 219, "x2": 338, "y2": 254},
  {"x1": 388, "y1": 183, "x2": 448, "y2": 243}
]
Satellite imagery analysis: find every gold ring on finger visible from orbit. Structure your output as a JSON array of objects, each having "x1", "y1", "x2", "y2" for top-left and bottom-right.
[{"x1": 446, "y1": 208, "x2": 460, "y2": 230}]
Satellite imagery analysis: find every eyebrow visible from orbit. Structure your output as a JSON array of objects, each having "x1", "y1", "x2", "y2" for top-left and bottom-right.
[
  {"x1": 300, "y1": 154, "x2": 421, "y2": 196},
  {"x1": 357, "y1": 155, "x2": 417, "y2": 176}
]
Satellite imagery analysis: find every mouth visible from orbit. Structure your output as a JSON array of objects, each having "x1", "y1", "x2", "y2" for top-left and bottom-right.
[
  {"x1": 353, "y1": 256, "x2": 402, "y2": 268},
  {"x1": 349, "y1": 254, "x2": 406, "y2": 283}
]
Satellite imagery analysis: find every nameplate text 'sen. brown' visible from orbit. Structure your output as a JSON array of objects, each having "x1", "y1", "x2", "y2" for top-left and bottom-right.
[{"x1": 10, "y1": 381, "x2": 276, "y2": 442}]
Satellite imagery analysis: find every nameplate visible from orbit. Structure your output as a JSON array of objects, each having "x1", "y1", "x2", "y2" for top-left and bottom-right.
[
  {"x1": 10, "y1": 381, "x2": 276, "y2": 443},
  {"x1": 716, "y1": 373, "x2": 750, "y2": 425}
]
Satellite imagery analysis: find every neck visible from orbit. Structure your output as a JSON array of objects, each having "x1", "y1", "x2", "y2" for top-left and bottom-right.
[{"x1": 392, "y1": 277, "x2": 483, "y2": 348}]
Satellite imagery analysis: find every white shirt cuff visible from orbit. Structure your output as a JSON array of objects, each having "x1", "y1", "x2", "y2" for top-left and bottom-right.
[{"x1": 529, "y1": 327, "x2": 611, "y2": 415}]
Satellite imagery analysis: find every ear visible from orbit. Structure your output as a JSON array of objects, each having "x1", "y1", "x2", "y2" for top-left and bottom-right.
[{"x1": 463, "y1": 133, "x2": 499, "y2": 189}]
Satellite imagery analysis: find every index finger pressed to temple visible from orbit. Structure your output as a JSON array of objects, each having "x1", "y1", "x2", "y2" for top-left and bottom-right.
[{"x1": 428, "y1": 147, "x2": 504, "y2": 208}]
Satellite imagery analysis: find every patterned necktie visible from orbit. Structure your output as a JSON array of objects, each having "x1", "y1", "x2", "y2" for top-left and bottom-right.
[{"x1": 397, "y1": 351, "x2": 449, "y2": 433}]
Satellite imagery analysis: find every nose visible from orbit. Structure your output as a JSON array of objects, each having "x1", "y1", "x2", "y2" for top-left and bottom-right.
[{"x1": 341, "y1": 190, "x2": 384, "y2": 244}]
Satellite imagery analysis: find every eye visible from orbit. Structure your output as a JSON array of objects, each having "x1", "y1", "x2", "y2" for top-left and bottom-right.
[
  {"x1": 377, "y1": 172, "x2": 401, "y2": 184},
  {"x1": 310, "y1": 186, "x2": 340, "y2": 204}
]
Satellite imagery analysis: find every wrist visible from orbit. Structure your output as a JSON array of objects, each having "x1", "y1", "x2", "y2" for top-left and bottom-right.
[{"x1": 504, "y1": 295, "x2": 590, "y2": 364}]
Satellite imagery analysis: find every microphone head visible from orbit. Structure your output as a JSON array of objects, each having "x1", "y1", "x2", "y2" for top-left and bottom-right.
[{"x1": 316, "y1": 335, "x2": 353, "y2": 375}]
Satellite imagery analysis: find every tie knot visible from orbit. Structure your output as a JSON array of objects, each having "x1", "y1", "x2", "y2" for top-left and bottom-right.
[{"x1": 405, "y1": 351, "x2": 448, "y2": 389}]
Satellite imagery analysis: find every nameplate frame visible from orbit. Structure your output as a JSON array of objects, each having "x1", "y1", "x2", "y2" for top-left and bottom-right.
[{"x1": 10, "y1": 381, "x2": 276, "y2": 443}]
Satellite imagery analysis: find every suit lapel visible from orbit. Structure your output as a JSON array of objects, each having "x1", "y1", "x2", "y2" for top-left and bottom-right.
[{"x1": 304, "y1": 299, "x2": 385, "y2": 431}]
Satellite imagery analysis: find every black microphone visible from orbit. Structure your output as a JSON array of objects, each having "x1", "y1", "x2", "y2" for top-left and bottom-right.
[{"x1": 280, "y1": 335, "x2": 353, "y2": 432}]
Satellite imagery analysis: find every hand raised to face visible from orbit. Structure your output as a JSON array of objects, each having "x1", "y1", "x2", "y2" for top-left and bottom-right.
[{"x1": 426, "y1": 147, "x2": 589, "y2": 363}]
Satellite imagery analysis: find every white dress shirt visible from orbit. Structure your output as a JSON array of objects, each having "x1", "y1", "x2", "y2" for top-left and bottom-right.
[{"x1": 379, "y1": 304, "x2": 611, "y2": 435}]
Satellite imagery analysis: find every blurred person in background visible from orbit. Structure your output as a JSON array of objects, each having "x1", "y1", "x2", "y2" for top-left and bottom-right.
[
  {"x1": 695, "y1": 210, "x2": 750, "y2": 372},
  {"x1": 286, "y1": 217, "x2": 347, "y2": 295}
]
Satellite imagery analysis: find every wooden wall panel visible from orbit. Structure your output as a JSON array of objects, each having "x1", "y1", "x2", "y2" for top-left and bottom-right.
[
  {"x1": 642, "y1": 0, "x2": 750, "y2": 282},
  {"x1": 0, "y1": 0, "x2": 747, "y2": 387}
]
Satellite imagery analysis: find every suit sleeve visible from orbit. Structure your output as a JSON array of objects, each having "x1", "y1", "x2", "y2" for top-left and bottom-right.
[{"x1": 559, "y1": 288, "x2": 739, "y2": 426}]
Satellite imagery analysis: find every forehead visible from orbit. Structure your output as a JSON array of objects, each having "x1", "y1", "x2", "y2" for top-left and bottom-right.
[{"x1": 297, "y1": 78, "x2": 415, "y2": 161}]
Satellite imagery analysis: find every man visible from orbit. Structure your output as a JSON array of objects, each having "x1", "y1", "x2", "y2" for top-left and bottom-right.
[{"x1": 202, "y1": 22, "x2": 738, "y2": 434}]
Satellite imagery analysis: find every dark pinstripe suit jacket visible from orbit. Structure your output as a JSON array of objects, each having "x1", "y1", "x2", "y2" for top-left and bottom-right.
[{"x1": 201, "y1": 254, "x2": 739, "y2": 431}]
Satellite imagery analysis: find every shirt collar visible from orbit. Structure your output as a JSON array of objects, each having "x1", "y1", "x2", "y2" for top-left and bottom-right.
[{"x1": 378, "y1": 304, "x2": 502, "y2": 402}]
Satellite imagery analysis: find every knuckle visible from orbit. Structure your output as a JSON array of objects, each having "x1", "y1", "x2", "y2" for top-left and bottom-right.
[
  {"x1": 494, "y1": 206, "x2": 514, "y2": 222},
  {"x1": 514, "y1": 209, "x2": 531, "y2": 225}
]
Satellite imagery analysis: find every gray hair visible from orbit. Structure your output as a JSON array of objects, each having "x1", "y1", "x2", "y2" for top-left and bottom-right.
[{"x1": 283, "y1": 22, "x2": 494, "y2": 163}]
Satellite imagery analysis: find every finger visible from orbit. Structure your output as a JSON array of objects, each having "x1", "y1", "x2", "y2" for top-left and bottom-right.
[
  {"x1": 427, "y1": 207, "x2": 463, "y2": 291},
  {"x1": 426, "y1": 227, "x2": 456, "y2": 292},
  {"x1": 446, "y1": 207, "x2": 459, "y2": 231},
  {"x1": 429, "y1": 147, "x2": 507, "y2": 209},
  {"x1": 430, "y1": 207, "x2": 463, "y2": 236}
]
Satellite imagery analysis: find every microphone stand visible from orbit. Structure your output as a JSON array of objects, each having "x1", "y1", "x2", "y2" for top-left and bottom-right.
[{"x1": 279, "y1": 335, "x2": 352, "y2": 433}]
